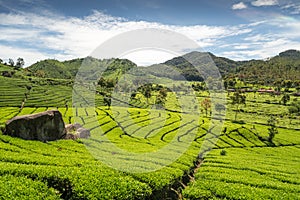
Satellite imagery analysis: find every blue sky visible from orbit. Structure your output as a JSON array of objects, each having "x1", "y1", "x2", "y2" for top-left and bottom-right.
[{"x1": 0, "y1": 0, "x2": 300, "y2": 66}]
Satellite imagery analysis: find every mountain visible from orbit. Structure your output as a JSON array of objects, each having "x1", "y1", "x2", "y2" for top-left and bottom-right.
[
  {"x1": 143, "y1": 51, "x2": 240, "y2": 81},
  {"x1": 25, "y1": 49, "x2": 300, "y2": 84},
  {"x1": 160, "y1": 50, "x2": 300, "y2": 84}
]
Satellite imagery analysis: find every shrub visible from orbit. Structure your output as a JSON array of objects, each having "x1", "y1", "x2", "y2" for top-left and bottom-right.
[{"x1": 220, "y1": 150, "x2": 227, "y2": 156}]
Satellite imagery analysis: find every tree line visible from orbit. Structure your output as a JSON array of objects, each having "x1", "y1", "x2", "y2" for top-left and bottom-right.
[{"x1": 0, "y1": 58, "x2": 25, "y2": 68}]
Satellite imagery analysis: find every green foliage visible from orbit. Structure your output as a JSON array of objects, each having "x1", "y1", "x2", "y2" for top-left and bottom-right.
[
  {"x1": 8, "y1": 58, "x2": 14, "y2": 66},
  {"x1": 230, "y1": 90, "x2": 246, "y2": 120},
  {"x1": 28, "y1": 59, "x2": 73, "y2": 79},
  {"x1": 183, "y1": 146, "x2": 300, "y2": 200},
  {"x1": 201, "y1": 98, "x2": 211, "y2": 117},
  {"x1": 0, "y1": 50, "x2": 299, "y2": 199},
  {"x1": 267, "y1": 115, "x2": 278, "y2": 143},
  {"x1": 289, "y1": 99, "x2": 300, "y2": 115},
  {"x1": 281, "y1": 93, "x2": 290, "y2": 105},
  {"x1": 220, "y1": 149, "x2": 227, "y2": 156},
  {"x1": 15, "y1": 58, "x2": 25, "y2": 68},
  {"x1": 0, "y1": 174, "x2": 59, "y2": 200}
]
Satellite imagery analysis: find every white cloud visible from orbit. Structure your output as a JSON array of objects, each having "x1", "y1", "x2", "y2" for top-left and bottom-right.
[
  {"x1": 281, "y1": 3, "x2": 300, "y2": 14},
  {"x1": 232, "y1": 2, "x2": 248, "y2": 10},
  {"x1": 0, "y1": 10, "x2": 253, "y2": 66},
  {"x1": 220, "y1": 34, "x2": 300, "y2": 61},
  {"x1": 1, "y1": 6, "x2": 300, "y2": 66},
  {"x1": 251, "y1": 0, "x2": 278, "y2": 7},
  {"x1": 0, "y1": 45, "x2": 49, "y2": 66}
]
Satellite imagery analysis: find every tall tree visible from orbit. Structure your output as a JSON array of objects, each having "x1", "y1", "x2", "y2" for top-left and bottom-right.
[
  {"x1": 231, "y1": 90, "x2": 246, "y2": 121},
  {"x1": 267, "y1": 115, "x2": 278, "y2": 143},
  {"x1": 155, "y1": 88, "x2": 168, "y2": 109},
  {"x1": 140, "y1": 84, "x2": 152, "y2": 105},
  {"x1": 201, "y1": 98, "x2": 211, "y2": 117},
  {"x1": 16, "y1": 58, "x2": 25, "y2": 68},
  {"x1": 103, "y1": 96, "x2": 111, "y2": 109},
  {"x1": 8, "y1": 58, "x2": 14, "y2": 66}
]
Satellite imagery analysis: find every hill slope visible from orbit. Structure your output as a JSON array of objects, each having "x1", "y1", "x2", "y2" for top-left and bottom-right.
[
  {"x1": 27, "y1": 58, "x2": 137, "y2": 80},
  {"x1": 236, "y1": 49, "x2": 300, "y2": 84},
  {"x1": 25, "y1": 49, "x2": 300, "y2": 84}
]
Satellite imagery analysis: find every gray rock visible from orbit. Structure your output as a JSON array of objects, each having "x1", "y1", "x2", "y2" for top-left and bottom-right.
[
  {"x1": 4, "y1": 110, "x2": 65, "y2": 141},
  {"x1": 73, "y1": 122, "x2": 82, "y2": 129},
  {"x1": 64, "y1": 123, "x2": 90, "y2": 139},
  {"x1": 64, "y1": 133, "x2": 79, "y2": 140},
  {"x1": 65, "y1": 124, "x2": 75, "y2": 132},
  {"x1": 76, "y1": 127, "x2": 90, "y2": 139}
]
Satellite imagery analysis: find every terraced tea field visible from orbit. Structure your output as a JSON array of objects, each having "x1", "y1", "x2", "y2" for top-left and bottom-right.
[{"x1": 0, "y1": 74, "x2": 299, "y2": 199}]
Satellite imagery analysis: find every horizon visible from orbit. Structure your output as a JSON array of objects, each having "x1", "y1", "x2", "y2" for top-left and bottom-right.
[
  {"x1": 13, "y1": 48, "x2": 299, "y2": 68},
  {"x1": 0, "y1": 0, "x2": 300, "y2": 66}
]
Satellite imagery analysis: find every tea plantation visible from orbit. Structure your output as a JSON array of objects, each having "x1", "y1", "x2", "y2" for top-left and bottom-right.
[{"x1": 0, "y1": 65, "x2": 299, "y2": 199}]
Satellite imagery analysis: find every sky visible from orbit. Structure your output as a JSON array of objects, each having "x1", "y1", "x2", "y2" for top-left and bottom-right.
[{"x1": 0, "y1": 0, "x2": 300, "y2": 66}]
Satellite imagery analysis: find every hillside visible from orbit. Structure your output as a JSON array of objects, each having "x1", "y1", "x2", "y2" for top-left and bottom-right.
[
  {"x1": 0, "y1": 51, "x2": 300, "y2": 199},
  {"x1": 28, "y1": 59, "x2": 74, "y2": 79},
  {"x1": 0, "y1": 59, "x2": 300, "y2": 199},
  {"x1": 24, "y1": 49, "x2": 300, "y2": 86},
  {"x1": 27, "y1": 57, "x2": 137, "y2": 80},
  {"x1": 159, "y1": 50, "x2": 300, "y2": 84},
  {"x1": 236, "y1": 49, "x2": 300, "y2": 85}
]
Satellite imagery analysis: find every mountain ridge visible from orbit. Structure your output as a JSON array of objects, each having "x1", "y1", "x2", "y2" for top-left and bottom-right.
[{"x1": 23, "y1": 49, "x2": 300, "y2": 83}]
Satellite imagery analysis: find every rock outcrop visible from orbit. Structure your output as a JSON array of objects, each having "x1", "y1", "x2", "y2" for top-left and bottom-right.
[
  {"x1": 64, "y1": 123, "x2": 90, "y2": 139},
  {"x1": 4, "y1": 110, "x2": 65, "y2": 141}
]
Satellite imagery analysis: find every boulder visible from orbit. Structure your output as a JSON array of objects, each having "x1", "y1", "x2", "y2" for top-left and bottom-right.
[
  {"x1": 64, "y1": 133, "x2": 79, "y2": 140},
  {"x1": 76, "y1": 127, "x2": 90, "y2": 139},
  {"x1": 65, "y1": 123, "x2": 82, "y2": 133},
  {"x1": 64, "y1": 123, "x2": 90, "y2": 139},
  {"x1": 65, "y1": 124, "x2": 75, "y2": 133},
  {"x1": 4, "y1": 110, "x2": 65, "y2": 141}
]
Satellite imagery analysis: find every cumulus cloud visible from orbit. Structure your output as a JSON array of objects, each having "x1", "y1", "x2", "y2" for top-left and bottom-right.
[
  {"x1": 232, "y1": 2, "x2": 248, "y2": 10},
  {"x1": 251, "y1": 0, "x2": 278, "y2": 7},
  {"x1": 0, "y1": 10, "x2": 253, "y2": 66},
  {"x1": 1, "y1": 3, "x2": 300, "y2": 66}
]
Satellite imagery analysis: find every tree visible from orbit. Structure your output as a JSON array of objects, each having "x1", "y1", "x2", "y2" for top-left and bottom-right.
[
  {"x1": 16, "y1": 58, "x2": 25, "y2": 68},
  {"x1": 8, "y1": 58, "x2": 14, "y2": 66},
  {"x1": 281, "y1": 93, "x2": 290, "y2": 105},
  {"x1": 215, "y1": 103, "x2": 226, "y2": 115},
  {"x1": 201, "y1": 98, "x2": 211, "y2": 117},
  {"x1": 290, "y1": 100, "x2": 300, "y2": 113},
  {"x1": 155, "y1": 88, "x2": 168, "y2": 109},
  {"x1": 140, "y1": 84, "x2": 152, "y2": 105},
  {"x1": 230, "y1": 90, "x2": 246, "y2": 121},
  {"x1": 288, "y1": 100, "x2": 300, "y2": 124},
  {"x1": 103, "y1": 96, "x2": 111, "y2": 109},
  {"x1": 0, "y1": 58, "x2": 3, "y2": 64},
  {"x1": 267, "y1": 115, "x2": 278, "y2": 143}
]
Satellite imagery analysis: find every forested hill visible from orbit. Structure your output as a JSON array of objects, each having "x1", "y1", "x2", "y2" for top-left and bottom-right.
[
  {"x1": 235, "y1": 49, "x2": 300, "y2": 84},
  {"x1": 161, "y1": 51, "x2": 239, "y2": 81},
  {"x1": 27, "y1": 58, "x2": 137, "y2": 79},
  {"x1": 22, "y1": 49, "x2": 300, "y2": 84},
  {"x1": 161, "y1": 49, "x2": 300, "y2": 83}
]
